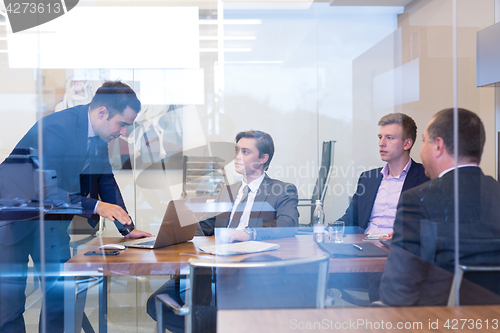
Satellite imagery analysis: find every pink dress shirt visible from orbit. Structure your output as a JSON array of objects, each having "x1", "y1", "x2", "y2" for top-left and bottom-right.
[{"x1": 365, "y1": 159, "x2": 412, "y2": 234}]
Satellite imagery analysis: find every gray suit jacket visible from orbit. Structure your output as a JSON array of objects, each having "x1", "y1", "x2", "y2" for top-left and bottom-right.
[{"x1": 197, "y1": 174, "x2": 299, "y2": 240}]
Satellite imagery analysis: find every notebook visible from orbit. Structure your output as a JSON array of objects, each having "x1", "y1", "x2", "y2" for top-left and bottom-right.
[
  {"x1": 317, "y1": 242, "x2": 389, "y2": 258},
  {"x1": 121, "y1": 197, "x2": 207, "y2": 249}
]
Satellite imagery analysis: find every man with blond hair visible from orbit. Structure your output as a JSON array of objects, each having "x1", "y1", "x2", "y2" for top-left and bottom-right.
[{"x1": 338, "y1": 113, "x2": 429, "y2": 235}]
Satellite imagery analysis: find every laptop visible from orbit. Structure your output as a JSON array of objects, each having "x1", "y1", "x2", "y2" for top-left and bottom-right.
[{"x1": 121, "y1": 197, "x2": 207, "y2": 249}]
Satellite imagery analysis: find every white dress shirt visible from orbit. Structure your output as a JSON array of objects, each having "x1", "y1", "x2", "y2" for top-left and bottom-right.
[{"x1": 228, "y1": 173, "x2": 266, "y2": 229}]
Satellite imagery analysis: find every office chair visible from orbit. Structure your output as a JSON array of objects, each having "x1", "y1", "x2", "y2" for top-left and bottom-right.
[
  {"x1": 182, "y1": 156, "x2": 228, "y2": 198},
  {"x1": 155, "y1": 254, "x2": 330, "y2": 333},
  {"x1": 298, "y1": 141, "x2": 335, "y2": 227},
  {"x1": 448, "y1": 264, "x2": 500, "y2": 306}
]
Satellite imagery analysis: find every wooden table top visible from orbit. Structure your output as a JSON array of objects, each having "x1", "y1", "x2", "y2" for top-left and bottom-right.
[
  {"x1": 218, "y1": 305, "x2": 500, "y2": 333},
  {"x1": 64, "y1": 234, "x2": 388, "y2": 277}
]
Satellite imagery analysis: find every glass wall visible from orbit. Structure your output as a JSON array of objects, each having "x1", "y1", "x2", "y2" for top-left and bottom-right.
[{"x1": 0, "y1": 0, "x2": 499, "y2": 332}]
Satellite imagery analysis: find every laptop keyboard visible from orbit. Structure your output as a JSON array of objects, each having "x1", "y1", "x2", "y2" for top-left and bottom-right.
[{"x1": 137, "y1": 240, "x2": 155, "y2": 246}]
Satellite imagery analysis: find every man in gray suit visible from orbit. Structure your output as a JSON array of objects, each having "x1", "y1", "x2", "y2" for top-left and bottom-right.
[
  {"x1": 380, "y1": 108, "x2": 500, "y2": 305},
  {"x1": 197, "y1": 130, "x2": 299, "y2": 241},
  {"x1": 147, "y1": 130, "x2": 299, "y2": 332}
]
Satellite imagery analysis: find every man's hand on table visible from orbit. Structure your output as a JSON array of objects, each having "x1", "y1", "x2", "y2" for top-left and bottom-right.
[
  {"x1": 219, "y1": 229, "x2": 250, "y2": 243},
  {"x1": 124, "y1": 229, "x2": 153, "y2": 239}
]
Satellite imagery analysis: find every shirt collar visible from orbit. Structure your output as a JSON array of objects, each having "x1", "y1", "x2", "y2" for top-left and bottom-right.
[
  {"x1": 242, "y1": 172, "x2": 266, "y2": 193},
  {"x1": 439, "y1": 164, "x2": 479, "y2": 178},
  {"x1": 87, "y1": 112, "x2": 96, "y2": 138},
  {"x1": 381, "y1": 158, "x2": 412, "y2": 180}
]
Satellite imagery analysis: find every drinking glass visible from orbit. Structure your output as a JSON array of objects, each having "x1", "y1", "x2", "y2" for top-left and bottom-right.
[{"x1": 329, "y1": 221, "x2": 345, "y2": 243}]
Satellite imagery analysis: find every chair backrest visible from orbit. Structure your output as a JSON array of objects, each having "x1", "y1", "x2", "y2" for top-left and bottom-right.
[
  {"x1": 298, "y1": 141, "x2": 335, "y2": 225},
  {"x1": 182, "y1": 156, "x2": 228, "y2": 198},
  {"x1": 448, "y1": 264, "x2": 500, "y2": 306},
  {"x1": 185, "y1": 254, "x2": 330, "y2": 333},
  {"x1": 313, "y1": 141, "x2": 335, "y2": 204}
]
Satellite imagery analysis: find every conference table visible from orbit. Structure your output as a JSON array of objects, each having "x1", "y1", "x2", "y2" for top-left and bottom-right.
[
  {"x1": 218, "y1": 305, "x2": 500, "y2": 333},
  {"x1": 63, "y1": 234, "x2": 388, "y2": 332}
]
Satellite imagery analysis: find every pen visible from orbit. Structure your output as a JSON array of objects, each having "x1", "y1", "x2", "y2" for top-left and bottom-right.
[{"x1": 352, "y1": 244, "x2": 363, "y2": 251}]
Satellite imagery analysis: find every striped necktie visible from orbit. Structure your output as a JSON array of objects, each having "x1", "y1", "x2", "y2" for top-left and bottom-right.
[{"x1": 228, "y1": 185, "x2": 250, "y2": 228}]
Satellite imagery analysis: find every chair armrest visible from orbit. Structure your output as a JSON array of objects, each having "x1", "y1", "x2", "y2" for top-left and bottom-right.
[
  {"x1": 156, "y1": 294, "x2": 189, "y2": 316},
  {"x1": 370, "y1": 300, "x2": 388, "y2": 307}
]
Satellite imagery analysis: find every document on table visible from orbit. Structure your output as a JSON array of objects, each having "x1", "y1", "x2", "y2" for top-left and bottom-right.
[{"x1": 196, "y1": 241, "x2": 280, "y2": 256}]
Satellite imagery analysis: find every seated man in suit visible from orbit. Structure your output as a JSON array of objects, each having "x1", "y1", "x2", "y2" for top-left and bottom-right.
[
  {"x1": 338, "y1": 113, "x2": 429, "y2": 235},
  {"x1": 380, "y1": 108, "x2": 500, "y2": 305},
  {"x1": 146, "y1": 130, "x2": 299, "y2": 332},
  {"x1": 333, "y1": 113, "x2": 429, "y2": 303}
]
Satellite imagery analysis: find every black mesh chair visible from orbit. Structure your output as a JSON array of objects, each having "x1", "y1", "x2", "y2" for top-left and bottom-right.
[
  {"x1": 155, "y1": 254, "x2": 330, "y2": 333},
  {"x1": 298, "y1": 141, "x2": 335, "y2": 226}
]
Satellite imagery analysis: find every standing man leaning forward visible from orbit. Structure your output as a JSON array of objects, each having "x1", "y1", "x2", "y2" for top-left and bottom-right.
[
  {"x1": 0, "y1": 81, "x2": 151, "y2": 333},
  {"x1": 338, "y1": 113, "x2": 429, "y2": 236},
  {"x1": 380, "y1": 108, "x2": 500, "y2": 306},
  {"x1": 147, "y1": 130, "x2": 299, "y2": 332}
]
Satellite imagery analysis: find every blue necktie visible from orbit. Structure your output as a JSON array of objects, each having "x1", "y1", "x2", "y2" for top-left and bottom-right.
[{"x1": 83, "y1": 136, "x2": 99, "y2": 173}]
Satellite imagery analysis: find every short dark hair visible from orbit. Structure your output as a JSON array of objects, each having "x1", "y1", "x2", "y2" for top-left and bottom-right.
[
  {"x1": 235, "y1": 130, "x2": 274, "y2": 171},
  {"x1": 89, "y1": 81, "x2": 141, "y2": 119},
  {"x1": 428, "y1": 108, "x2": 485, "y2": 164},
  {"x1": 378, "y1": 113, "x2": 417, "y2": 151}
]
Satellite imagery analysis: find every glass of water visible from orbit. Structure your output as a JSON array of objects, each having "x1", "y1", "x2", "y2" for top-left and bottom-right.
[{"x1": 329, "y1": 221, "x2": 345, "y2": 243}]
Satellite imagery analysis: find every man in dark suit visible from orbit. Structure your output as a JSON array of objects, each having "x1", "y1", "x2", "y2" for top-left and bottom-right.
[
  {"x1": 0, "y1": 81, "x2": 151, "y2": 332},
  {"x1": 334, "y1": 113, "x2": 428, "y2": 303},
  {"x1": 339, "y1": 113, "x2": 429, "y2": 235},
  {"x1": 380, "y1": 108, "x2": 500, "y2": 305},
  {"x1": 147, "y1": 130, "x2": 299, "y2": 332}
]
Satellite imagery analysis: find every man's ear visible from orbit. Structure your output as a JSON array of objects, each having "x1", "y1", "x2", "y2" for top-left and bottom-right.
[
  {"x1": 434, "y1": 137, "x2": 446, "y2": 158},
  {"x1": 260, "y1": 153, "x2": 269, "y2": 165},
  {"x1": 97, "y1": 106, "x2": 108, "y2": 119},
  {"x1": 403, "y1": 138, "x2": 413, "y2": 151}
]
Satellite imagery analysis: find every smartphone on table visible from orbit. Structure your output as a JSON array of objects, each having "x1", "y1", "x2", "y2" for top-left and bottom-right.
[{"x1": 84, "y1": 250, "x2": 120, "y2": 256}]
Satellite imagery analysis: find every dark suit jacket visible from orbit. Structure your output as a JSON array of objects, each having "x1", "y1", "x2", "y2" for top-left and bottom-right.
[
  {"x1": 380, "y1": 167, "x2": 500, "y2": 305},
  {"x1": 0, "y1": 104, "x2": 130, "y2": 245},
  {"x1": 339, "y1": 159, "x2": 429, "y2": 231},
  {"x1": 197, "y1": 174, "x2": 299, "y2": 240}
]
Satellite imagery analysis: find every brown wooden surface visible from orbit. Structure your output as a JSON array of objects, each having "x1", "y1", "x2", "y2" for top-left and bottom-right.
[
  {"x1": 218, "y1": 305, "x2": 500, "y2": 333},
  {"x1": 64, "y1": 234, "x2": 388, "y2": 276}
]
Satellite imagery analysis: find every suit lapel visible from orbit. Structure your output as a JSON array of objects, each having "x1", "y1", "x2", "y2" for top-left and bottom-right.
[
  {"x1": 252, "y1": 175, "x2": 271, "y2": 217},
  {"x1": 76, "y1": 105, "x2": 89, "y2": 173},
  {"x1": 361, "y1": 170, "x2": 383, "y2": 225},
  {"x1": 216, "y1": 182, "x2": 241, "y2": 227},
  {"x1": 402, "y1": 159, "x2": 419, "y2": 192}
]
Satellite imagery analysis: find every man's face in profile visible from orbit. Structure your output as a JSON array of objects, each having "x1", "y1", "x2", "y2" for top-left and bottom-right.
[
  {"x1": 95, "y1": 106, "x2": 137, "y2": 142},
  {"x1": 420, "y1": 120, "x2": 437, "y2": 179},
  {"x1": 378, "y1": 123, "x2": 407, "y2": 164},
  {"x1": 234, "y1": 137, "x2": 267, "y2": 179}
]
